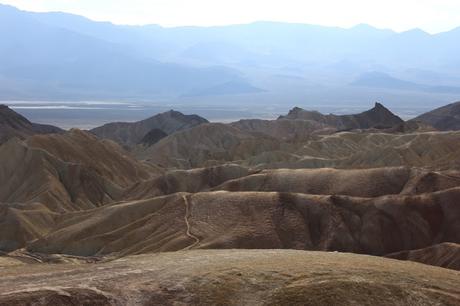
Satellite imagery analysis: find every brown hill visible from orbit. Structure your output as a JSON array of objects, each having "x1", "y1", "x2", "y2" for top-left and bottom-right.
[
  {"x1": 0, "y1": 105, "x2": 62, "y2": 144},
  {"x1": 0, "y1": 130, "x2": 153, "y2": 251},
  {"x1": 279, "y1": 103, "x2": 404, "y2": 130},
  {"x1": 138, "y1": 127, "x2": 460, "y2": 170},
  {"x1": 136, "y1": 123, "x2": 281, "y2": 169},
  {"x1": 90, "y1": 110, "x2": 208, "y2": 147},
  {"x1": 26, "y1": 129, "x2": 152, "y2": 188},
  {"x1": 1, "y1": 250, "x2": 459, "y2": 305},
  {"x1": 0, "y1": 129, "x2": 151, "y2": 212},
  {"x1": 413, "y1": 101, "x2": 460, "y2": 130},
  {"x1": 0, "y1": 202, "x2": 58, "y2": 252},
  {"x1": 252, "y1": 131, "x2": 460, "y2": 170},
  {"x1": 124, "y1": 164, "x2": 253, "y2": 200},
  {"x1": 386, "y1": 243, "x2": 460, "y2": 271},
  {"x1": 27, "y1": 188, "x2": 460, "y2": 257}
]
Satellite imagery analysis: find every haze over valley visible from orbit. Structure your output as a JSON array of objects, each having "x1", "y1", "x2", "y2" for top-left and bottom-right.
[{"x1": 1, "y1": 3, "x2": 460, "y2": 128}]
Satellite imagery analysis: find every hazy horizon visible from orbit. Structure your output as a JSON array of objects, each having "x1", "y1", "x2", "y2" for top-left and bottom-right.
[
  {"x1": 1, "y1": 1, "x2": 460, "y2": 128},
  {"x1": 1, "y1": 0, "x2": 460, "y2": 34}
]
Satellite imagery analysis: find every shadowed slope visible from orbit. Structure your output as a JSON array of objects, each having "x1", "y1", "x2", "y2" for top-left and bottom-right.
[
  {"x1": 414, "y1": 101, "x2": 460, "y2": 131},
  {"x1": 0, "y1": 105, "x2": 62, "y2": 144},
  {"x1": 386, "y1": 243, "x2": 460, "y2": 271},
  {"x1": 0, "y1": 203, "x2": 59, "y2": 252}
]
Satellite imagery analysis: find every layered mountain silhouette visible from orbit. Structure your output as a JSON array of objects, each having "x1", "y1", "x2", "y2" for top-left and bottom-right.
[
  {"x1": 352, "y1": 72, "x2": 460, "y2": 94},
  {"x1": 0, "y1": 5, "x2": 254, "y2": 99},
  {"x1": 1, "y1": 3, "x2": 460, "y2": 102}
]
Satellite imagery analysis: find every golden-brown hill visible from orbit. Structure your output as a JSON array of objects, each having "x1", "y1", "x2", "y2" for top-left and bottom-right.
[{"x1": 1, "y1": 250, "x2": 459, "y2": 305}]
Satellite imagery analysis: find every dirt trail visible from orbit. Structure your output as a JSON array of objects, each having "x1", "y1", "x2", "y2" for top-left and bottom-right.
[{"x1": 182, "y1": 195, "x2": 200, "y2": 250}]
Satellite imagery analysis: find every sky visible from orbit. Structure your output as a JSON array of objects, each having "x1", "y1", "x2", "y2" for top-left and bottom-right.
[{"x1": 1, "y1": 0, "x2": 460, "y2": 33}]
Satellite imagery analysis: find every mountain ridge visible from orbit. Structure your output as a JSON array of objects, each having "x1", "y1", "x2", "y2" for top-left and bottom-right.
[
  {"x1": 90, "y1": 109, "x2": 209, "y2": 146},
  {"x1": 278, "y1": 102, "x2": 404, "y2": 130},
  {"x1": 1, "y1": 3, "x2": 460, "y2": 101},
  {"x1": 413, "y1": 101, "x2": 460, "y2": 130}
]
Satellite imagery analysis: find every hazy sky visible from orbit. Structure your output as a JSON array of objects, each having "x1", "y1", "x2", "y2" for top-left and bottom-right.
[{"x1": 1, "y1": 0, "x2": 460, "y2": 33}]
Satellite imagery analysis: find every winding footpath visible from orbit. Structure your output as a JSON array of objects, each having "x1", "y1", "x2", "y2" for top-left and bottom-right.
[{"x1": 182, "y1": 194, "x2": 200, "y2": 250}]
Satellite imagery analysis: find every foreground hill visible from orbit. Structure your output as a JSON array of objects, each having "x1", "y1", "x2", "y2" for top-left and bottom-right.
[
  {"x1": 91, "y1": 110, "x2": 209, "y2": 147},
  {"x1": 0, "y1": 105, "x2": 62, "y2": 144},
  {"x1": 414, "y1": 101, "x2": 460, "y2": 130},
  {"x1": 1, "y1": 250, "x2": 459, "y2": 305}
]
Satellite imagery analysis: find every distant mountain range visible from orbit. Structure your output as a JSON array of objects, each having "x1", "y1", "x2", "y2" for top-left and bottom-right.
[{"x1": 1, "y1": 3, "x2": 460, "y2": 101}]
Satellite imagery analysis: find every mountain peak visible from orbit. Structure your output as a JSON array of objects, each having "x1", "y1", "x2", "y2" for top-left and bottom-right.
[
  {"x1": 373, "y1": 102, "x2": 388, "y2": 110},
  {"x1": 279, "y1": 102, "x2": 402, "y2": 130}
]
